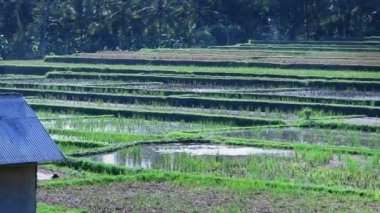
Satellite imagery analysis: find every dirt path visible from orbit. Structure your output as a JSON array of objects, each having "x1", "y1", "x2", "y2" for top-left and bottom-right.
[{"x1": 38, "y1": 181, "x2": 380, "y2": 213}]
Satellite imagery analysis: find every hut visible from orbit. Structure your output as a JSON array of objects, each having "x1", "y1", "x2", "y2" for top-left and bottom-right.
[{"x1": 0, "y1": 94, "x2": 65, "y2": 213}]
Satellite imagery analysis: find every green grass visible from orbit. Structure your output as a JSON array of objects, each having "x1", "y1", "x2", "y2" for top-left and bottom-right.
[
  {"x1": 209, "y1": 44, "x2": 380, "y2": 52},
  {"x1": 299, "y1": 119, "x2": 380, "y2": 132},
  {"x1": 1, "y1": 60, "x2": 380, "y2": 79},
  {"x1": 37, "y1": 203, "x2": 85, "y2": 213},
  {"x1": 43, "y1": 115, "x2": 227, "y2": 135},
  {"x1": 50, "y1": 128, "x2": 161, "y2": 144}
]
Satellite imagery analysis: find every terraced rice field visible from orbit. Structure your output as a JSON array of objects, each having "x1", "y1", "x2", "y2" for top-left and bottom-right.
[
  {"x1": 257, "y1": 88, "x2": 380, "y2": 101},
  {"x1": 1, "y1": 42, "x2": 380, "y2": 212}
]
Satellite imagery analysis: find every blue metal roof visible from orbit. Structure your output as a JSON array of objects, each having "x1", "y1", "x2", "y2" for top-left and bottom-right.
[{"x1": 0, "y1": 94, "x2": 65, "y2": 165}]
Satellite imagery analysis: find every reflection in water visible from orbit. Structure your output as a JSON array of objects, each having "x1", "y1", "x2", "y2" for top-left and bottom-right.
[
  {"x1": 154, "y1": 143, "x2": 293, "y2": 156},
  {"x1": 102, "y1": 153, "x2": 116, "y2": 165},
  {"x1": 88, "y1": 143, "x2": 294, "y2": 169}
]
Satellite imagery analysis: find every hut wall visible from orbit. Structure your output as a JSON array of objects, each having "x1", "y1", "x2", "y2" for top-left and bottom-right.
[{"x1": 0, "y1": 164, "x2": 37, "y2": 213}]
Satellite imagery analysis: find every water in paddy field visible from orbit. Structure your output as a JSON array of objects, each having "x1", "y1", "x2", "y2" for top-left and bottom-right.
[
  {"x1": 88, "y1": 143, "x2": 294, "y2": 169},
  {"x1": 221, "y1": 127, "x2": 380, "y2": 149}
]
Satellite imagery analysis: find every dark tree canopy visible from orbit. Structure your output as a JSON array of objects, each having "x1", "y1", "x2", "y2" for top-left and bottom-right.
[{"x1": 0, "y1": 0, "x2": 379, "y2": 58}]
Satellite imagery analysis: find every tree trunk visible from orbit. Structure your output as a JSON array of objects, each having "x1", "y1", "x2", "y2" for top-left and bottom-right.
[{"x1": 39, "y1": 0, "x2": 52, "y2": 57}]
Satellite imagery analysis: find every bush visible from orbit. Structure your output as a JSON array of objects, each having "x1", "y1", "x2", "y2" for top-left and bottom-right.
[{"x1": 302, "y1": 107, "x2": 313, "y2": 120}]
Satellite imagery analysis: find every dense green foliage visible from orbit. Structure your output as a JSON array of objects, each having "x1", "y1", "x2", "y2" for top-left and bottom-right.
[{"x1": 0, "y1": 0, "x2": 379, "y2": 58}]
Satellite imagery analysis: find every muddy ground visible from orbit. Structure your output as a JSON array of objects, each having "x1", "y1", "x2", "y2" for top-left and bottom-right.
[{"x1": 38, "y1": 181, "x2": 380, "y2": 213}]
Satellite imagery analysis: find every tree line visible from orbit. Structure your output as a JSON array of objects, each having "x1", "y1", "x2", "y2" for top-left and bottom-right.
[{"x1": 0, "y1": 0, "x2": 379, "y2": 59}]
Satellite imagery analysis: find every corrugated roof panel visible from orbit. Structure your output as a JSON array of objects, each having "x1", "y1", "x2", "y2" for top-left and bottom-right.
[
  {"x1": 0, "y1": 95, "x2": 35, "y2": 119},
  {"x1": 0, "y1": 94, "x2": 65, "y2": 165}
]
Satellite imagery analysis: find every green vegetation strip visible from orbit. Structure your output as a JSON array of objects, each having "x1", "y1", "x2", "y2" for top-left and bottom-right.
[
  {"x1": 2, "y1": 63, "x2": 380, "y2": 81},
  {"x1": 45, "y1": 71, "x2": 380, "y2": 91},
  {"x1": 299, "y1": 121, "x2": 380, "y2": 132},
  {"x1": 40, "y1": 114, "x2": 113, "y2": 121},
  {"x1": 29, "y1": 102, "x2": 284, "y2": 126},
  {"x1": 44, "y1": 55, "x2": 380, "y2": 71},
  {"x1": 49, "y1": 128, "x2": 161, "y2": 144},
  {"x1": 7, "y1": 87, "x2": 379, "y2": 116},
  {"x1": 37, "y1": 203, "x2": 84, "y2": 213},
  {"x1": 1, "y1": 60, "x2": 380, "y2": 79},
  {"x1": 209, "y1": 44, "x2": 380, "y2": 52},
  {"x1": 2, "y1": 83, "x2": 378, "y2": 106},
  {"x1": 54, "y1": 139, "x2": 108, "y2": 148},
  {"x1": 39, "y1": 158, "x2": 380, "y2": 201},
  {"x1": 245, "y1": 40, "x2": 380, "y2": 45}
]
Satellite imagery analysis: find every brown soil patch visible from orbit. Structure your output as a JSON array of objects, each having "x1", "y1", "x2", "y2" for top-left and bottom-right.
[{"x1": 38, "y1": 181, "x2": 380, "y2": 212}]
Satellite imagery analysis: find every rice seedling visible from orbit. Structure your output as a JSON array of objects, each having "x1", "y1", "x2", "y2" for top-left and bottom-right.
[{"x1": 88, "y1": 143, "x2": 380, "y2": 191}]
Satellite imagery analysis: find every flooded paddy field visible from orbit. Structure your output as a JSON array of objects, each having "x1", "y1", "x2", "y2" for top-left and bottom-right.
[
  {"x1": 221, "y1": 127, "x2": 380, "y2": 149},
  {"x1": 87, "y1": 142, "x2": 380, "y2": 190},
  {"x1": 89, "y1": 143, "x2": 295, "y2": 169}
]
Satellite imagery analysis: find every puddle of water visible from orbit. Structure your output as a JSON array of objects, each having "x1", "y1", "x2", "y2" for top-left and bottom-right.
[
  {"x1": 88, "y1": 143, "x2": 294, "y2": 169},
  {"x1": 151, "y1": 143, "x2": 293, "y2": 156}
]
